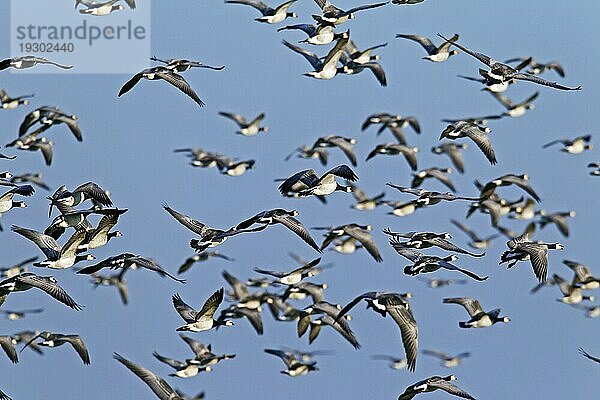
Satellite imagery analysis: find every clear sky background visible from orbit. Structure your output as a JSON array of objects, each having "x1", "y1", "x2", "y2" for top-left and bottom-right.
[{"x1": 1, "y1": 1, "x2": 599, "y2": 399}]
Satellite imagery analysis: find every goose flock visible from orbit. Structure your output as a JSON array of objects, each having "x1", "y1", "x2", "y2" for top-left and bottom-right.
[{"x1": 0, "y1": 1, "x2": 599, "y2": 400}]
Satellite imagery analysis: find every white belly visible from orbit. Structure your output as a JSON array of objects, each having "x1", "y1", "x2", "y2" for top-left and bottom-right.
[
  {"x1": 429, "y1": 53, "x2": 449, "y2": 62},
  {"x1": 355, "y1": 201, "x2": 376, "y2": 210},
  {"x1": 309, "y1": 32, "x2": 334, "y2": 45},
  {"x1": 392, "y1": 204, "x2": 416, "y2": 216},
  {"x1": 443, "y1": 359, "x2": 460, "y2": 367},
  {"x1": 335, "y1": 241, "x2": 357, "y2": 254},
  {"x1": 471, "y1": 315, "x2": 493, "y2": 327},
  {"x1": 176, "y1": 365, "x2": 199, "y2": 378},
  {"x1": 0, "y1": 202, "x2": 11, "y2": 213},
  {"x1": 240, "y1": 126, "x2": 259, "y2": 136},
  {"x1": 508, "y1": 107, "x2": 526, "y2": 117},
  {"x1": 567, "y1": 142, "x2": 585, "y2": 153},
  {"x1": 226, "y1": 165, "x2": 247, "y2": 176},
  {"x1": 315, "y1": 66, "x2": 338, "y2": 80},
  {"x1": 281, "y1": 274, "x2": 302, "y2": 285},
  {"x1": 312, "y1": 182, "x2": 336, "y2": 195}
]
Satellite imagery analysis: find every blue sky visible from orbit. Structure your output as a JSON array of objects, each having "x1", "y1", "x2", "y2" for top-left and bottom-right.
[{"x1": 1, "y1": 1, "x2": 599, "y2": 399}]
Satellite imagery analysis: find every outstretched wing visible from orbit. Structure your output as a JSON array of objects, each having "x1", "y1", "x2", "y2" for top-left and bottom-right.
[
  {"x1": 429, "y1": 378, "x2": 476, "y2": 399},
  {"x1": 16, "y1": 274, "x2": 82, "y2": 310},
  {"x1": 443, "y1": 297, "x2": 484, "y2": 317},
  {"x1": 163, "y1": 204, "x2": 209, "y2": 236},
  {"x1": 114, "y1": 353, "x2": 181, "y2": 400},
  {"x1": 510, "y1": 72, "x2": 581, "y2": 91},
  {"x1": 282, "y1": 40, "x2": 322, "y2": 70},
  {"x1": 118, "y1": 71, "x2": 144, "y2": 96},
  {"x1": 381, "y1": 295, "x2": 418, "y2": 372},
  {"x1": 395, "y1": 34, "x2": 437, "y2": 54},
  {"x1": 196, "y1": 288, "x2": 224, "y2": 322},
  {"x1": 438, "y1": 34, "x2": 492, "y2": 66},
  {"x1": 172, "y1": 294, "x2": 198, "y2": 323},
  {"x1": 273, "y1": 213, "x2": 322, "y2": 252},
  {"x1": 156, "y1": 70, "x2": 205, "y2": 107}
]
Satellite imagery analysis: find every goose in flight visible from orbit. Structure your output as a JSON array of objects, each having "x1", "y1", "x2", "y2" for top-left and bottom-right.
[
  {"x1": 339, "y1": 57, "x2": 387, "y2": 86},
  {"x1": 553, "y1": 274, "x2": 594, "y2": 305},
  {"x1": 17, "y1": 106, "x2": 73, "y2": 136},
  {"x1": 489, "y1": 91, "x2": 538, "y2": 118},
  {"x1": 22, "y1": 332, "x2": 90, "y2": 364},
  {"x1": 479, "y1": 174, "x2": 541, "y2": 203},
  {"x1": 150, "y1": 56, "x2": 224, "y2": 72},
  {"x1": 219, "y1": 111, "x2": 268, "y2": 136},
  {"x1": 536, "y1": 209, "x2": 575, "y2": 237},
  {"x1": 396, "y1": 33, "x2": 459, "y2": 62},
  {"x1": 78, "y1": 208, "x2": 127, "y2": 251},
  {"x1": 277, "y1": 22, "x2": 340, "y2": 45},
  {"x1": 563, "y1": 260, "x2": 599, "y2": 290},
  {"x1": 76, "y1": 0, "x2": 136, "y2": 8},
  {"x1": 254, "y1": 257, "x2": 323, "y2": 285},
  {"x1": 9, "y1": 173, "x2": 49, "y2": 191},
  {"x1": 119, "y1": 67, "x2": 205, "y2": 107},
  {"x1": 225, "y1": 0, "x2": 298, "y2": 24},
  {"x1": 334, "y1": 291, "x2": 417, "y2": 371},
  {"x1": 418, "y1": 278, "x2": 467, "y2": 289},
  {"x1": 347, "y1": 182, "x2": 385, "y2": 210},
  {"x1": 11, "y1": 227, "x2": 94, "y2": 269},
  {"x1": 389, "y1": 240, "x2": 488, "y2": 281},
  {"x1": 0, "y1": 89, "x2": 34, "y2": 110},
  {"x1": 283, "y1": 33, "x2": 349, "y2": 79},
  {"x1": 312, "y1": 0, "x2": 388, "y2": 25},
  {"x1": 366, "y1": 143, "x2": 419, "y2": 170},
  {"x1": 450, "y1": 219, "x2": 500, "y2": 249},
  {"x1": 361, "y1": 112, "x2": 420, "y2": 138},
  {"x1": 311, "y1": 135, "x2": 357, "y2": 166},
  {"x1": 177, "y1": 251, "x2": 233, "y2": 275},
  {"x1": 439, "y1": 121, "x2": 497, "y2": 165},
  {"x1": 505, "y1": 57, "x2": 565, "y2": 77},
  {"x1": 77, "y1": 0, "x2": 131, "y2": 15},
  {"x1": 172, "y1": 288, "x2": 234, "y2": 332},
  {"x1": 411, "y1": 167, "x2": 456, "y2": 192},
  {"x1": 438, "y1": 34, "x2": 581, "y2": 91},
  {"x1": 431, "y1": 144, "x2": 467, "y2": 175},
  {"x1": 226, "y1": 208, "x2": 322, "y2": 252},
  {"x1": 386, "y1": 184, "x2": 481, "y2": 207},
  {"x1": 152, "y1": 352, "x2": 212, "y2": 378},
  {"x1": 383, "y1": 229, "x2": 485, "y2": 257},
  {"x1": 48, "y1": 181, "x2": 112, "y2": 217},
  {"x1": 77, "y1": 253, "x2": 184, "y2": 283},
  {"x1": 443, "y1": 297, "x2": 510, "y2": 328},
  {"x1": 264, "y1": 348, "x2": 319, "y2": 376},
  {"x1": 1, "y1": 308, "x2": 43, "y2": 321},
  {"x1": 543, "y1": 135, "x2": 592, "y2": 154},
  {"x1": 285, "y1": 145, "x2": 329, "y2": 166},
  {"x1": 371, "y1": 354, "x2": 407, "y2": 370},
  {"x1": 0, "y1": 56, "x2": 73, "y2": 71},
  {"x1": 317, "y1": 223, "x2": 382, "y2": 262},
  {"x1": 398, "y1": 375, "x2": 476, "y2": 400},
  {"x1": 0, "y1": 185, "x2": 35, "y2": 227},
  {"x1": 278, "y1": 165, "x2": 358, "y2": 198},
  {"x1": 91, "y1": 272, "x2": 128, "y2": 305},
  {"x1": 422, "y1": 349, "x2": 471, "y2": 367},
  {"x1": 163, "y1": 204, "x2": 243, "y2": 252}
]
